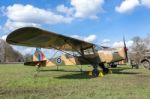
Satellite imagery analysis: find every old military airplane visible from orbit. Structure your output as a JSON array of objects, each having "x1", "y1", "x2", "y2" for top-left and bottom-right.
[{"x1": 6, "y1": 27, "x2": 128, "y2": 77}]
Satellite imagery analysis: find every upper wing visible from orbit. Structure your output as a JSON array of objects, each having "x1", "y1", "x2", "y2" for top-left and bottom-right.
[{"x1": 6, "y1": 27, "x2": 95, "y2": 51}]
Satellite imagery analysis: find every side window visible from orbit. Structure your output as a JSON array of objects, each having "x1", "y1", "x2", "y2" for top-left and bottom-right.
[{"x1": 83, "y1": 48, "x2": 94, "y2": 55}]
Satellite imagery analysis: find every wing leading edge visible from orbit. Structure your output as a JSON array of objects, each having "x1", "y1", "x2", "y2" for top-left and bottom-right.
[{"x1": 6, "y1": 27, "x2": 95, "y2": 51}]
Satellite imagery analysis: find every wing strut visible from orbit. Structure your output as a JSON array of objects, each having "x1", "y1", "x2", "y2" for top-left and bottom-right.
[{"x1": 65, "y1": 40, "x2": 96, "y2": 65}]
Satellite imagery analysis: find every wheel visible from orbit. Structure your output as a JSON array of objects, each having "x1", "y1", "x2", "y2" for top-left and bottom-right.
[
  {"x1": 92, "y1": 68, "x2": 99, "y2": 77},
  {"x1": 141, "y1": 60, "x2": 150, "y2": 69},
  {"x1": 99, "y1": 63, "x2": 109, "y2": 74},
  {"x1": 103, "y1": 68, "x2": 109, "y2": 74}
]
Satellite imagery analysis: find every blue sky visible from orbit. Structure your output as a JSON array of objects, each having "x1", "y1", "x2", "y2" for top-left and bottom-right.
[{"x1": 0, "y1": 0, "x2": 150, "y2": 54}]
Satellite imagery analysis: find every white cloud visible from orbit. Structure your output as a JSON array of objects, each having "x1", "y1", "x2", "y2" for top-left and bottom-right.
[
  {"x1": 141, "y1": 0, "x2": 150, "y2": 8},
  {"x1": 56, "y1": 4, "x2": 74, "y2": 16},
  {"x1": 112, "y1": 40, "x2": 133, "y2": 48},
  {"x1": 5, "y1": 4, "x2": 73, "y2": 24},
  {"x1": 84, "y1": 35, "x2": 96, "y2": 42},
  {"x1": 100, "y1": 39, "x2": 111, "y2": 46},
  {"x1": 113, "y1": 41, "x2": 123, "y2": 48},
  {"x1": 115, "y1": 0, "x2": 140, "y2": 13},
  {"x1": 101, "y1": 39, "x2": 110, "y2": 44},
  {"x1": 71, "y1": 35, "x2": 81, "y2": 39},
  {"x1": 2, "y1": 1, "x2": 105, "y2": 32},
  {"x1": 3, "y1": 20, "x2": 40, "y2": 32},
  {"x1": 12, "y1": 45, "x2": 61, "y2": 58},
  {"x1": 23, "y1": 48, "x2": 35, "y2": 54},
  {"x1": 2, "y1": 4, "x2": 74, "y2": 32},
  {"x1": 71, "y1": 0, "x2": 104, "y2": 19},
  {"x1": 1, "y1": 35, "x2": 8, "y2": 41},
  {"x1": 71, "y1": 34, "x2": 97, "y2": 43},
  {"x1": 12, "y1": 46, "x2": 35, "y2": 55}
]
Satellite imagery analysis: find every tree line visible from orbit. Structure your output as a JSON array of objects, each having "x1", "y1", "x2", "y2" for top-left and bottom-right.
[
  {"x1": 0, "y1": 39, "x2": 32, "y2": 63},
  {"x1": 129, "y1": 36, "x2": 150, "y2": 65}
]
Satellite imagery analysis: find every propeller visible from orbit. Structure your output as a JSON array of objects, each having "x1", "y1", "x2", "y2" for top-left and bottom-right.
[{"x1": 123, "y1": 36, "x2": 128, "y2": 62}]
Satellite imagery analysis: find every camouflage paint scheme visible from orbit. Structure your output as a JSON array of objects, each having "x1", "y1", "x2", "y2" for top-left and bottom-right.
[
  {"x1": 32, "y1": 48, "x2": 78, "y2": 66},
  {"x1": 6, "y1": 27, "x2": 127, "y2": 67},
  {"x1": 31, "y1": 47, "x2": 126, "y2": 67}
]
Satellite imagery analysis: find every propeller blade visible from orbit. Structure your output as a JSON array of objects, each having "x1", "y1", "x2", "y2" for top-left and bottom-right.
[{"x1": 123, "y1": 36, "x2": 128, "y2": 62}]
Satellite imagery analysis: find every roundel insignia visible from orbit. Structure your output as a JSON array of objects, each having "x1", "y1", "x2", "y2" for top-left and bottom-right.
[{"x1": 56, "y1": 57, "x2": 62, "y2": 64}]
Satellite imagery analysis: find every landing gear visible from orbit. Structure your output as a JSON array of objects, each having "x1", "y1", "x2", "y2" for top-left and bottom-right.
[
  {"x1": 91, "y1": 63, "x2": 109, "y2": 77},
  {"x1": 92, "y1": 68, "x2": 99, "y2": 77},
  {"x1": 36, "y1": 63, "x2": 41, "y2": 72},
  {"x1": 99, "y1": 63, "x2": 109, "y2": 74}
]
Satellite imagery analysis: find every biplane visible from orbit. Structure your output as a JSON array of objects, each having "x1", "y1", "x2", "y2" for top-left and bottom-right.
[{"x1": 6, "y1": 27, "x2": 128, "y2": 77}]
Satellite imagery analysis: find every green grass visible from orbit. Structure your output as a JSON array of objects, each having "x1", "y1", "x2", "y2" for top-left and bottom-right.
[{"x1": 0, "y1": 64, "x2": 150, "y2": 99}]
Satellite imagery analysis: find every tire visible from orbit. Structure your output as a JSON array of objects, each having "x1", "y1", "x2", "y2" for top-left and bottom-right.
[
  {"x1": 92, "y1": 69, "x2": 99, "y2": 77},
  {"x1": 141, "y1": 60, "x2": 150, "y2": 69},
  {"x1": 103, "y1": 68, "x2": 109, "y2": 74}
]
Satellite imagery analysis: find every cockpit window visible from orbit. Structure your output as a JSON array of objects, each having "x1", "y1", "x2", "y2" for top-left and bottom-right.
[
  {"x1": 94, "y1": 45, "x2": 102, "y2": 52},
  {"x1": 83, "y1": 48, "x2": 94, "y2": 55}
]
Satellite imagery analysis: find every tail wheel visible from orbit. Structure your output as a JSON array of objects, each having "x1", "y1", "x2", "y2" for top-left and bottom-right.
[
  {"x1": 141, "y1": 60, "x2": 150, "y2": 69},
  {"x1": 110, "y1": 64, "x2": 117, "y2": 68}
]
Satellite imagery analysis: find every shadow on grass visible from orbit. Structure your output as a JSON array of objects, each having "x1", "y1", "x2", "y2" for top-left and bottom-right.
[
  {"x1": 55, "y1": 68, "x2": 140, "y2": 79},
  {"x1": 40, "y1": 69, "x2": 82, "y2": 73},
  {"x1": 36, "y1": 69, "x2": 92, "y2": 79},
  {"x1": 55, "y1": 71, "x2": 92, "y2": 79},
  {"x1": 37, "y1": 67, "x2": 140, "y2": 79},
  {"x1": 113, "y1": 71, "x2": 140, "y2": 75},
  {"x1": 111, "y1": 67, "x2": 140, "y2": 75}
]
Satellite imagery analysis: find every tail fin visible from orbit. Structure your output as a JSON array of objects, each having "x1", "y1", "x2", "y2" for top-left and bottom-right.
[
  {"x1": 33, "y1": 48, "x2": 45, "y2": 61},
  {"x1": 123, "y1": 37, "x2": 128, "y2": 62}
]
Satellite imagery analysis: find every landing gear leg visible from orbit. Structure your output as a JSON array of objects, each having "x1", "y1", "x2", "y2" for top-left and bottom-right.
[
  {"x1": 92, "y1": 65, "x2": 99, "y2": 77},
  {"x1": 99, "y1": 63, "x2": 109, "y2": 74},
  {"x1": 34, "y1": 63, "x2": 41, "y2": 78},
  {"x1": 36, "y1": 63, "x2": 41, "y2": 72}
]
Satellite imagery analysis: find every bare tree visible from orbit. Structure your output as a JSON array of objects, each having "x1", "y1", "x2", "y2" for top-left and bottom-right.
[
  {"x1": 0, "y1": 39, "x2": 5, "y2": 62},
  {"x1": 24, "y1": 54, "x2": 33, "y2": 62},
  {"x1": 130, "y1": 36, "x2": 148, "y2": 64},
  {"x1": 144, "y1": 34, "x2": 150, "y2": 48},
  {"x1": 0, "y1": 39, "x2": 24, "y2": 62}
]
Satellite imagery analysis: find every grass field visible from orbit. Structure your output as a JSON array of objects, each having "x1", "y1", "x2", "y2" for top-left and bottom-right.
[{"x1": 0, "y1": 64, "x2": 150, "y2": 99}]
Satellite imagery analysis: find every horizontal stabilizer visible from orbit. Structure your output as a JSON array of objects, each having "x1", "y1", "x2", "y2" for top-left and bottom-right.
[{"x1": 24, "y1": 60, "x2": 46, "y2": 66}]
